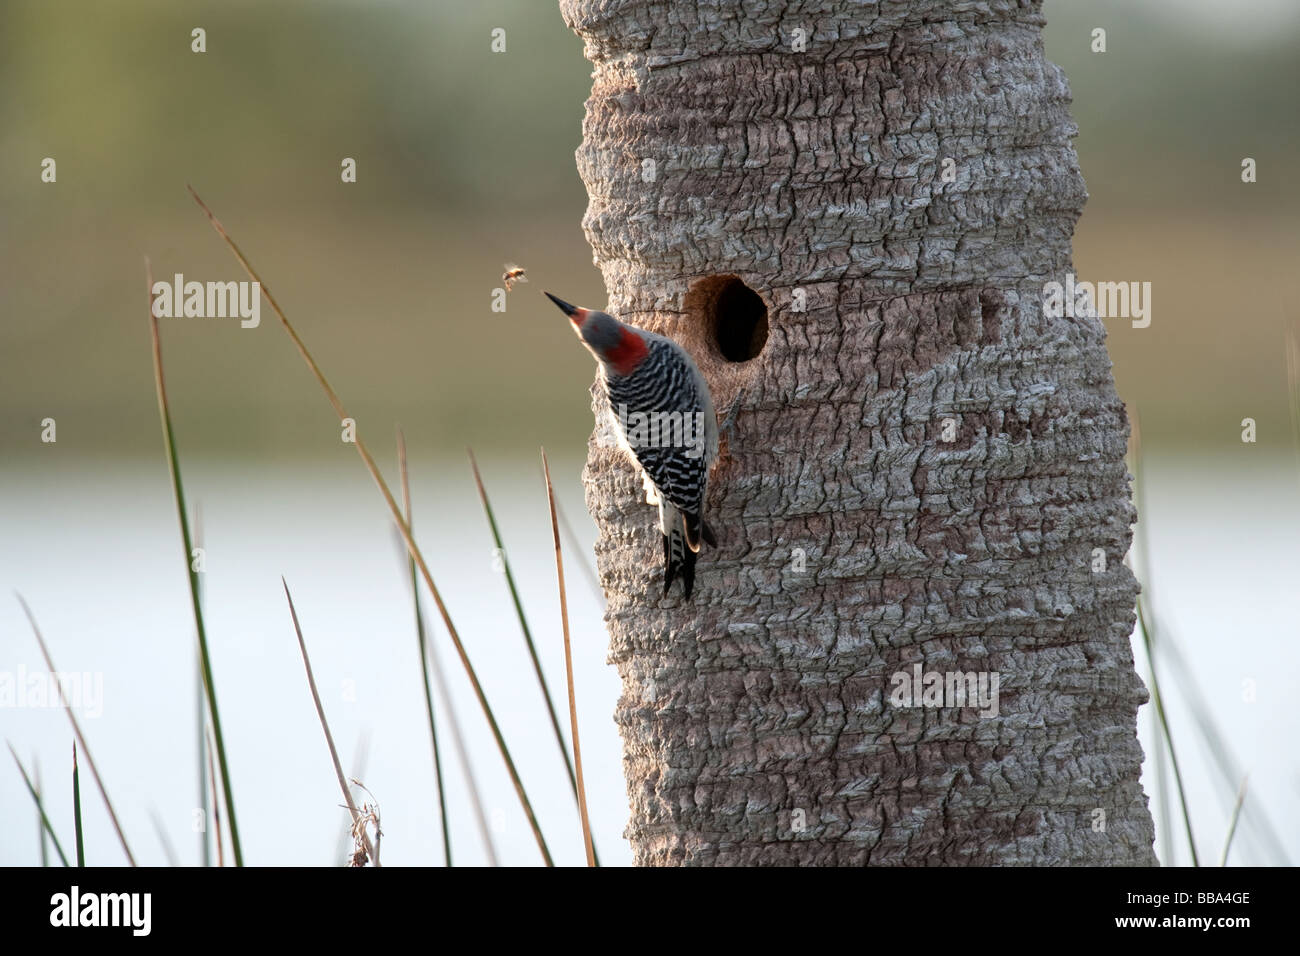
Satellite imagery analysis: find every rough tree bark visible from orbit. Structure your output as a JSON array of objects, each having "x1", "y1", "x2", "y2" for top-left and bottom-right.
[{"x1": 561, "y1": 0, "x2": 1156, "y2": 865}]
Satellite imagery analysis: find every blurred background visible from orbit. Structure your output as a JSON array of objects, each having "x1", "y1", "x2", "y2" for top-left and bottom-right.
[{"x1": 1, "y1": 0, "x2": 1296, "y2": 866}]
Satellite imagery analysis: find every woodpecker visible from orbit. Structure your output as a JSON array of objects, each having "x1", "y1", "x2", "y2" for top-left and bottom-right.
[{"x1": 546, "y1": 292, "x2": 718, "y2": 598}]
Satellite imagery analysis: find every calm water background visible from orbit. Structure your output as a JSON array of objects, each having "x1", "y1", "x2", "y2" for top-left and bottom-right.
[{"x1": 1, "y1": 451, "x2": 1296, "y2": 866}]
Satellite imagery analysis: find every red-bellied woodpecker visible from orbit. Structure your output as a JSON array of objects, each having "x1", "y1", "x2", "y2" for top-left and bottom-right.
[{"x1": 546, "y1": 292, "x2": 719, "y2": 598}]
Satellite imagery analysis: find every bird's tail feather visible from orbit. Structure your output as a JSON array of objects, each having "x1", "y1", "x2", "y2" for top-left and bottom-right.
[{"x1": 663, "y1": 522, "x2": 697, "y2": 598}]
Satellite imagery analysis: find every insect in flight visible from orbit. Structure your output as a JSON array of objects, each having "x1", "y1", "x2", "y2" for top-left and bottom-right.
[{"x1": 502, "y1": 263, "x2": 527, "y2": 292}]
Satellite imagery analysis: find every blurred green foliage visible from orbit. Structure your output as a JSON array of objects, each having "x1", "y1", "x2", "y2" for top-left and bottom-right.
[{"x1": 1, "y1": 0, "x2": 1296, "y2": 459}]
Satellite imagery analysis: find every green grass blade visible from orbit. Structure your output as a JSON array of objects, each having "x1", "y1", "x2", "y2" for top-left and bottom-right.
[
  {"x1": 35, "y1": 758, "x2": 48, "y2": 867},
  {"x1": 72, "y1": 743, "x2": 84, "y2": 867},
  {"x1": 1286, "y1": 325, "x2": 1300, "y2": 491},
  {"x1": 467, "y1": 450, "x2": 593, "y2": 830},
  {"x1": 1131, "y1": 417, "x2": 1288, "y2": 865},
  {"x1": 1219, "y1": 776, "x2": 1248, "y2": 867},
  {"x1": 194, "y1": 503, "x2": 212, "y2": 869},
  {"x1": 1129, "y1": 415, "x2": 1199, "y2": 866},
  {"x1": 398, "y1": 431, "x2": 453, "y2": 866},
  {"x1": 8, "y1": 743, "x2": 70, "y2": 866},
  {"x1": 1128, "y1": 412, "x2": 1174, "y2": 864},
  {"x1": 188, "y1": 187, "x2": 551, "y2": 866},
  {"x1": 390, "y1": 522, "x2": 500, "y2": 865},
  {"x1": 145, "y1": 257, "x2": 243, "y2": 866},
  {"x1": 197, "y1": 660, "x2": 211, "y2": 867},
  {"x1": 1135, "y1": 597, "x2": 1198, "y2": 866},
  {"x1": 1148, "y1": 626, "x2": 1289, "y2": 865},
  {"x1": 205, "y1": 726, "x2": 224, "y2": 867},
  {"x1": 541, "y1": 449, "x2": 596, "y2": 867},
  {"x1": 149, "y1": 808, "x2": 181, "y2": 867},
  {"x1": 553, "y1": 492, "x2": 604, "y2": 604},
  {"x1": 413, "y1": 606, "x2": 501, "y2": 866},
  {"x1": 390, "y1": 472, "x2": 498, "y2": 867},
  {"x1": 17, "y1": 594, "x2": 136, "y2": 865}
]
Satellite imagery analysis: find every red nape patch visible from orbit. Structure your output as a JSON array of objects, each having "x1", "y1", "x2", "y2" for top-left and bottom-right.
[{"x1": 607, "y1": 327, "x2": 650, "y2": 375}]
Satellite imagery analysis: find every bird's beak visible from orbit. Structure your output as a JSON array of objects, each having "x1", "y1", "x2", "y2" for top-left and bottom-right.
[{"x1": 545, "y1": 292, "x2": 586, "y2": 324}]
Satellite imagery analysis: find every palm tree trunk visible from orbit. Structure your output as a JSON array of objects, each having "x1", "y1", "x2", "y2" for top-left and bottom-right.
[{"x1": 561, "y1": 0, "x2": 1157, "y2": 865}]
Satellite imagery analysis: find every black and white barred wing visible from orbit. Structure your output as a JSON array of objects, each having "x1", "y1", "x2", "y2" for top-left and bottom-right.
[{"x1": 601, "y1": 338, "x2": 709, "y2": 515}]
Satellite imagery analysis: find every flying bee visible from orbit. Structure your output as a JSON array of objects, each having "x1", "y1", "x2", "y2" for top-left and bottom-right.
[{"x1": 502, "y1": 263, "x2": 528, "y2": 291}]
